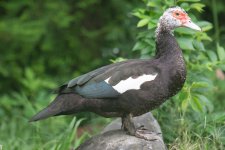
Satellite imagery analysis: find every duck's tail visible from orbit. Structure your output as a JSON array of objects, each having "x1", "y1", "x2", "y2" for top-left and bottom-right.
[{"x1": 29, "y1": 93, "x2": 85, "y2": 122}]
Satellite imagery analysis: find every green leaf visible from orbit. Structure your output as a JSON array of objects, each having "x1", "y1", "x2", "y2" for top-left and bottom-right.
[
  {"x1": 197, "y1": 32, "x2": 212, "y2": 41},
  {"x1": 197, "y1": 21, "x2": 213, "y2": 32},
  {"x1": 141, "y1": 47, "x2": 151, "y2": 55},
  {"x1": 110, "y1": 57, "x2": 127, "y2": 63},
  {"x1": 132, "y1": 9, "x2": 145, "y2": 18},
  {"x1": 175, "y1": 28, "x2": 195, "y2": 35},
  {"x1": 217, "y1": 44, "x2": 225, "y2": 61},
  {"x1": 196, "y1": 94, "x2": 214, "y2": 112},
  {"x1": 208, "y1": 112, "x2": 225, "y2": 123},
  {"x1": 191, "y1": 81, "x2": 209, "y2": 89},
  {"x1": 190, "y1": 3, "x2": 205, "y2": 12},
  {"x1": 190, "y1": 96, "x2": 203, "y2": 112},
  {"x1": 179, "y1": 91, "x2": 188, "y2": 100},
  {"x1": 218, "y1": 62, "x2": 225, "y2": 70},
  {"x1": 206, "y1": 50, "x2": 218, "y2": 62},
  {"x1": 177, "y1": 37, "x2": 195, "y2": 50},
  {"x1": 133, "y1": 41, "x2": 147, "y2": 51},
  {"x1": 180, "y1": 3, "x2": 190, "y2": 11},
  {"x1": 148, "y1": 20, "x2": 157, "y2": 29},
  {"x1": 181, "y1": 98, "x2": 189, "y2": 112},
  {"x1": 177, "y1": 0, "x2": 200, "y2": 2},
  {"x1": 180, "y1": 91, "x2": 189, "y2": 112},
  {"x1": 137, "y1": 18, "x2": 150, "y2": 27},
  {"x1": 147, "y1": 1, "x2": 158, "y2": 7},
  {"x1": 193, "y1": 40, "x2": 205, "y2": 51}
]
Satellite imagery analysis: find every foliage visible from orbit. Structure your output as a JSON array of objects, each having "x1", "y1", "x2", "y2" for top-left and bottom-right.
[
  {"x1": 133, "y1": 0, "x2": 225, "y2": 112},
  {"x1": 0, "y1": 113, "x2": 89, "y2": 149},
  {"x1": 0, "y1": 0, "x2": 139, "y2": 94},
  {"x1": 0, "y1": 0, "x2": 225, "y2": 149},
  {"x1": 0, "y1": 0, "x2": 137, "y2": 149},
  {"x1": 133, "y1": 0, "x2": 225, "y2": 149}
]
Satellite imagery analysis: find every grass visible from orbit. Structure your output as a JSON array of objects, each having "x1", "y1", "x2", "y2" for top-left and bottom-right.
[
  {"x1": 1, "y1": 105, "x2": 224, "y2": 150},
  {"x1": 0, "y1": 113, "x2": 99, "y2": 150},
  {"x1": 0, "y1": 91, "x2": 99, "y2": 150},
  {"x1": 0, "y1": 91, "x2": 113, "y2": 150},
  {"x1": 155, "y1": 105, "x2": 225, "y2": 150},
  {"x1": 153, "y1": 76, "x2": 225, "y2": 150},
  {"x1": 0, "y1": 77, "x2": 224, "y2": 150}
]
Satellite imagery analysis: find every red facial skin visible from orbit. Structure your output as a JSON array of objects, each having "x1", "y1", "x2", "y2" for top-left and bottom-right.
[{"x1": 172, "y1": 10, "x2": 190, "y2": 24}]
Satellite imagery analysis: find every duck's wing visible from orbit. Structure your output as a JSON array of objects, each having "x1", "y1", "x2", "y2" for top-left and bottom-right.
[{"x1": 56, "y1": 59, "x2": 158, "y2": 99}]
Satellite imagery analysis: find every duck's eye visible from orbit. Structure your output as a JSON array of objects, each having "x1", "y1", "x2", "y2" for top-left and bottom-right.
[{"x1": 175, "y1": 13, "x2": 180, "y2": 16}]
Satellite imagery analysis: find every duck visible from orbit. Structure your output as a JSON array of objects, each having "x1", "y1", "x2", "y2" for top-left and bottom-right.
[{"x1": 30, "y1": 6, "x2": 201, "y2": 140}]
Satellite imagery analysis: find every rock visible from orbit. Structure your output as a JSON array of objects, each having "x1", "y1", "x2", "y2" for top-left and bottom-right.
[
  {"x1": 102, "y1": 112, "x2": 162, "y2": 135},
  {"x1": 77, "y1": 112, "x2": 166, "y2": 150}
]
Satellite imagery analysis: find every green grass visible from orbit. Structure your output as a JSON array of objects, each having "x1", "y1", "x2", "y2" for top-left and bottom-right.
[
  {"x1": 0, "y1": 115, "x2": 88, "y2": 150},
  {"x1": 0, "y1": 76, "x2": 224, "y2": 150},
  {"x1": 0, "y1": 91, "x2": 93, "y2": 150},
  {"x1": 0, "y1": 91, "x2": 113, "y2": 150},
  {"x1": 0, "y1": 0, "x2": 224, "y2": 149},
  {"x1": 153, "y1": 102, "x2": 225, "y2": 150},
  {"x1": 153, "y1": 76, "x2": 225, "y2": 150},
  {"x1": 0, "y1": 91, "x2": 224, "y2": 150}
]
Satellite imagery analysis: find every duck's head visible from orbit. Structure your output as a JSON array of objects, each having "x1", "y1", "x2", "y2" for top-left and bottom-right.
[{"x1": 158, "y1": 6, "x2": 201, "y2": 32}]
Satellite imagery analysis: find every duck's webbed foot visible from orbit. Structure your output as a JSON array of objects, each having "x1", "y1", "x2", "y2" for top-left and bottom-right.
[
  {"x1": 135, "y1": 128, "x2": 162, "y2": 141},
  {"x1": 121, "y1": 114, "x2": 162, "y2": 141}
]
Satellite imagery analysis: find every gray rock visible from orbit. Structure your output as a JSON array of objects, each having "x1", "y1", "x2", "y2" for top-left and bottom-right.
[
  {"x1": 77, "y1": 112, "x2": 166, "y2": 150},
  {"x1": 102, "y1": 112, "x2": 162, "y2": 136}
]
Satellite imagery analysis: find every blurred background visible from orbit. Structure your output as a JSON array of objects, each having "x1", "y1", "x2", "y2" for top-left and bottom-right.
[{"x1": 0, "y1": 0, "x2": 224, "y2": 149}]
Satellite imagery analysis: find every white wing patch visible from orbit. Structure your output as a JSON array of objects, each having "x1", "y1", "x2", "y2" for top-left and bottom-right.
[{"x1": 105, "y1": 73, "x2": 158, "y2": 94}]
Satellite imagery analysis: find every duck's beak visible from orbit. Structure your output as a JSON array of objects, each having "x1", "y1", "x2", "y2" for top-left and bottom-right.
[{"x1": 182, "y1": 20, "x2": 201, "y2": 31}]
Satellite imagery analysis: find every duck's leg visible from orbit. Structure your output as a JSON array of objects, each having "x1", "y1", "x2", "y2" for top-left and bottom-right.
[
  {"x1": 121, "y1": 113, "x2": 162, "y2": 141},
  {"x1": 121, "y1": 114, "x2": 136, "y2": 135}
]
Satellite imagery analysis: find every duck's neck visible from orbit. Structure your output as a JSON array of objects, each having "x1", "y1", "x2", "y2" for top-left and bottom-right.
[{"x1": 155, "y1": 27, "x2": 182, "y2": 59}]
